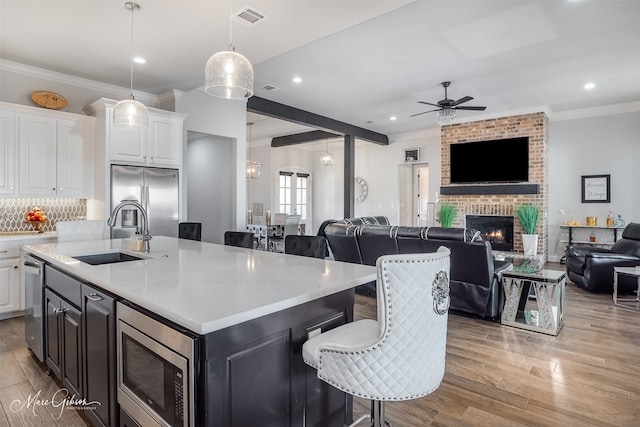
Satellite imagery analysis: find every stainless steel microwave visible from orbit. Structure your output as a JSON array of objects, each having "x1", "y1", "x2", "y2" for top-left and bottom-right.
[{"x1": 117, "y1": 303, "x2": 197, "y2": 427}]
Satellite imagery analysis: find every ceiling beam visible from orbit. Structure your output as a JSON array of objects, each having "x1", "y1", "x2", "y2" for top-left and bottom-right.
[
  {"x1": 271, "y1": 130, "x2": 340, "y2": 148},
  {"x1": 247, "y1": 96, "x2": 389, "y2": 145}
]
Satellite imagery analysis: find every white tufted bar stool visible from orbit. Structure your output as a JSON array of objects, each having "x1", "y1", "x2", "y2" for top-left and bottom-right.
[{"x1": 302, "y1": 248, "x2": 451, "y2": 427}]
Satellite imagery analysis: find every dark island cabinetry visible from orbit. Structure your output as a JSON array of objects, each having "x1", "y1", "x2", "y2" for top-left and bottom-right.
[
  {"x1": 43, "y1": 264, "x2": 117, "y2": 427},
  {"x1": 44, "y1": 271, "x2": 83, "y2": 399},
  {"x1": 82, "y1": 284, "x2": 117, "y2": 427},
  {"x1": 197, "y1": 289, "x2": 355, "y2": 427}
]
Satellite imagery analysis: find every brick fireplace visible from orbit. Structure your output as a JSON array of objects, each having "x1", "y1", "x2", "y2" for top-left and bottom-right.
[{"x1": 440, "y1": 112, "x2": 548, "y2": 261}]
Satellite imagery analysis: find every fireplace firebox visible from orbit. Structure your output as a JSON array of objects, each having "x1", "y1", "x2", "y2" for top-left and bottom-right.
[{"x1": 466, "y1": 215, "x2": 514, "y2": 251}]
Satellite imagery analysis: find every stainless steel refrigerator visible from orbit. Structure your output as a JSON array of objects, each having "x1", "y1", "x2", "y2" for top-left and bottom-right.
[{"x1": 110, "y1": 165, "x2": 179, "y2": 238}]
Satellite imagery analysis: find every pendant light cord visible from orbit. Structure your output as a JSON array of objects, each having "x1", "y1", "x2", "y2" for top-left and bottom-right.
[
  {"x1": 229, "y1": 2, "x2": 234, "y2": 51},
  {"x1": 130, "y1": 3, "x2": 134, "y2": 97}
]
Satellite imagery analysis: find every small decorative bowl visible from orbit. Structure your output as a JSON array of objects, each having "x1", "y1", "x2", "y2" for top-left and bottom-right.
[{"x1": 25, "y1": 220, "x2": 47, "y2": 232}]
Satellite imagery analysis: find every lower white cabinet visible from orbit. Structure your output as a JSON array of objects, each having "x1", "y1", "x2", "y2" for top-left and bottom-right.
[{"x1": 0, "y1": 258, "x2": 21, "y2": 317}]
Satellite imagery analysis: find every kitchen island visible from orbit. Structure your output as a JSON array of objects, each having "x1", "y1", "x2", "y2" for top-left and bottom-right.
[{"x1": 24, "y1": 236, "x2": 376, "y2": 427}]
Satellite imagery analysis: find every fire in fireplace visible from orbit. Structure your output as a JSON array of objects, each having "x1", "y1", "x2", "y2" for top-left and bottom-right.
[{"x1": 466, "y1": 215, "x2": 514, "y2": 251}]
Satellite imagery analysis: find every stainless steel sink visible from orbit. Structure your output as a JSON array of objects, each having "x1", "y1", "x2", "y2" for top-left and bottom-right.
[{"x1": 71, "y1": 252, "x2": 145, "y2": 265}]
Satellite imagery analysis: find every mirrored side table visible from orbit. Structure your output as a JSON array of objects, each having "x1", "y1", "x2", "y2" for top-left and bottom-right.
[
  {"x1": 613, "y1": 266, "x2": 640, "y2": 310},
  {"x1": 502, "y1": 269, "x2": 566, "y2": 336}
]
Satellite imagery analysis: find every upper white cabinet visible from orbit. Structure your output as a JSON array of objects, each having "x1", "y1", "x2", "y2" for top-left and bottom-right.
[
  {"x1": 0, "y1": 110, "x2": 17, "y2": 195},
  {"x1": 97, "y1": 100, "x2": 185, "y2": 167},
  {"x1": 18, "y1": 112, "x2": 93, "y2": 197}
]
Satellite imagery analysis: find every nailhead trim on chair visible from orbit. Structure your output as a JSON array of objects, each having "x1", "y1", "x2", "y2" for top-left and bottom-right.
[{"x1": 316, "y1": 252, "x2": 450, "y2": 400}]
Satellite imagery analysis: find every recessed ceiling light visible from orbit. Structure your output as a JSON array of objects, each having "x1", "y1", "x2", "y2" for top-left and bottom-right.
[
  {"x1": 133, "y1": 56, "x2": 146, "y2": 64},
  {"x1": 390, "y1": 116, "x2": 397, "y2": 121},
  {"x1": 292, "y1": 76, "x2": 302, "y2": 84},
  {"x1": 584, "y1": 82, "x2": 596, "y2": 90}
]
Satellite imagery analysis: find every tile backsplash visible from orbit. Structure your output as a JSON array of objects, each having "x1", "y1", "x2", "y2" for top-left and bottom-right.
[{"x1": 0, "y1": 198, "x2": 87, "y2": 232}]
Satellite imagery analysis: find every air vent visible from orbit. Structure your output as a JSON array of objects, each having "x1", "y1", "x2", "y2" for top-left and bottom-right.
[
  {"x1": 260, "y1": 84, "x2": 280, "y2": 91},
  {"x1": 233, "y1": 7, "x2": 268, "y2": 27}
]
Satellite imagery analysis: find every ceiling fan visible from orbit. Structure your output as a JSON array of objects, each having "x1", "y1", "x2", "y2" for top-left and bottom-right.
[{"x1": 410, "y1": 81, "x2": 486, "y2": 124}]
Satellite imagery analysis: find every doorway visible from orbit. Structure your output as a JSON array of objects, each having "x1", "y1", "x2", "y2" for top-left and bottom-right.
[{"x1": 398, "y1": 163, "x2": 431, "y2": 227}]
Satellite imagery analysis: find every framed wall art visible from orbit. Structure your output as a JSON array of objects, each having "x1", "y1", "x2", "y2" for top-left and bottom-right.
[
  {"x1": 581, "y1": 174, "x2": 610, "y2": 203},
  {"x1": 404, "y1": 148, "x2": 419, "y2": 162}
]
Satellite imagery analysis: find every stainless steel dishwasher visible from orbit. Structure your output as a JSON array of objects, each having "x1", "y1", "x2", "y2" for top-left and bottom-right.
[{"x1": 24, "y1": 254, "x2": 45, "y2": 362}]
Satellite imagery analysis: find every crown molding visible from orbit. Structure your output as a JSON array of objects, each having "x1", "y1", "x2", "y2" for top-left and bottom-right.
[
  {"x1": 0, "y1": 59, "x2": 158, "y2": 106},
  {"x1": 551, "y1": 101, "x2": 640, "y2": 122}
]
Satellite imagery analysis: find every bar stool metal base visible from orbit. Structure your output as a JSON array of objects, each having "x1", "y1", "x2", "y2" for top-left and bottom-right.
[{"x1": 349, "y1": 400, "x2": 391, "y2": 427}]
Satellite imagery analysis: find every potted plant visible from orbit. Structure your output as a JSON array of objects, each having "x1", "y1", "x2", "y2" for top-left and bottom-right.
[
  {"x1": 515, "y1": 204, "x2": 540, "y2": 256},
  {"x1": 438, "y1": 203, "x2": 457, "y2": 228}
]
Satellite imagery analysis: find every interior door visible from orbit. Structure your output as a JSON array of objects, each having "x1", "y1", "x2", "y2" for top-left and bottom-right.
[{"x1": 414, "y1": 164, "x2": 430, "y2": 226}]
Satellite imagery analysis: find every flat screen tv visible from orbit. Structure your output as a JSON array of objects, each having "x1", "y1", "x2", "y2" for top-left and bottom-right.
[{"x1": 450, "y1": 137, "x2": 529, "y2": 184}]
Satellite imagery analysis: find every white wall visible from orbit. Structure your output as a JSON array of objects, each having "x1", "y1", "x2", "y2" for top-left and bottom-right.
[
  {"x1": 547, "y1": 111, "x2": 640, "y2": 261},
  {"x1": 186, "y1": 132, "x2": 234, "y2": 244},
  {"x1": 353, "y1": 128, "x2": 441, "y2": 224},
  {"x1": 176, "y1": 88, "x2": 247, "y2": 232}
]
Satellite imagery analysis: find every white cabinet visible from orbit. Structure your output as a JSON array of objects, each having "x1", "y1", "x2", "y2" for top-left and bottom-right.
[
  {"x1": 56, "y1": 118, "x2": 94, "y2": 196},
  {"x1": 18, "y1": 113, "x2": 57, "y2": 195},
  {"x1": 0, "y1": 110, "x2": 17, "y2": 195},
  {"x1": 107, "y1": 106, "x2": 183, "y2": 167},
  {"x1": 0, "y1": 258, "x2": 20, "y2": 317},
  {"x1": 109, "y1": 117, "x2": 148, "y2": 164},
  {"x1": 19, "y1": 113, "x2": 93, "y2": 197}
]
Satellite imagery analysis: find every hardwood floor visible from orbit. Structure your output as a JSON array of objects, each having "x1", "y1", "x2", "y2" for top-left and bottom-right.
[
  {"x1": 352, "y1": 263, "x2": 640, "y2": 426},
  {"x1": 1, "y1": 262, "x2": 638, "y2": 426}
]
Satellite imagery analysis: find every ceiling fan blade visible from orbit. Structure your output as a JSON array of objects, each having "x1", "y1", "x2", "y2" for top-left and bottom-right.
[
  {"x1": 417, "y1": 101, "x2": 440, "y2": 107},
  {"x1": 410, "y1": 108, "x2": 441, "y2": 117},
  {"x1": 452, "y1": 96, "x2": 473, "y2": 106},
  {"x1": 454, "y1": 105, "x2": 487, "y2": 111}
]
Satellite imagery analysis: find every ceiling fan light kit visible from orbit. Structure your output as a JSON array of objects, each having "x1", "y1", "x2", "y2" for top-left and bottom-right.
[
  {"x1": 411, "y1": 81, "x2": 486, "y2": 126},
  {"x1": 113, "y1": 2, "x2": 149, "y2": 129},
  {"x1": 205, "y1": 3, "x2": 254, "y2": 99}
]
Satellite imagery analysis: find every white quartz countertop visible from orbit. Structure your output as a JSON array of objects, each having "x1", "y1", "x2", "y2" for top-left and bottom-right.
[
  {"x1": 24, "y1": 236, "x2": 376, "y2": 335},
  {"x1": 0, "y1": 231, "x2": 57, "y2": 242}
]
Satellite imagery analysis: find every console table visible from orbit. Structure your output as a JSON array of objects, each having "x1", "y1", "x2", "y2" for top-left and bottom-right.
[
  {"x1": 246, "y1": 224, "x2": 284, "y2": 250},
  {"x1": 501, "y1": 269, "x2": 566, "y2": 336},
  {"x1": 559, "y1": 225, "x2": 625, "y2": 263}
]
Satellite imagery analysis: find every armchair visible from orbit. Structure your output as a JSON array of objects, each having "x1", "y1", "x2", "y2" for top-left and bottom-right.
[{"x1": 566, "y1": 222, "x2": 640, "y2": 293}]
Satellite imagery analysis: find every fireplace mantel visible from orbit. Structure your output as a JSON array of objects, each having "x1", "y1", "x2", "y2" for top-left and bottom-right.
[{"x1": 440, "y1": 184, "x2": 540, "y2": 195}]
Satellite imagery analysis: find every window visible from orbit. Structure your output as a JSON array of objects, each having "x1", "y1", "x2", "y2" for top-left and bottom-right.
[{"x1": 277, "y1": 171, "x2": 310, "y2": 227}]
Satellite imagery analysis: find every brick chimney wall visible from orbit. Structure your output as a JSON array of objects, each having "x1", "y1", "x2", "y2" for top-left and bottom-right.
[{"x1": 440, "y1": 112, "x2": 548, "y2": 261}]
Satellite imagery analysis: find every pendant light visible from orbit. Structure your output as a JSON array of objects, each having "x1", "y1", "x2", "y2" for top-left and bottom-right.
[
  {"x1": 205, "y1": 3, "x2": 254, "y2": 99},
  {"x1": 320, "y1": 140, "x2": 334, "y2": 166},
  {"x1": 246, "y1": 123, "x2": 262, "y2": 179},
  {"x1": 113, "y1": 2, "x2": 148, "y2": 129}
]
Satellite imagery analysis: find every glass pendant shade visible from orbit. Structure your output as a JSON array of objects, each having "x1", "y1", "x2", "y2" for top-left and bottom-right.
[
  {"x1": 437, "y1": 109, "x2": 456, "y2": 126},
  {"x1": 114, "y1": 2, "x2": 148, "y2": 129},
  {"x1": 320, "y1": 140, "x2": 334, "y2": 166},
  {"x1": 320, "y1": 152, "x2": 334, "y2": 166},
  {"x1": 246, "y1": 160, "x2": 262, "y2": 179},
  {"x1": 113, "y1": 96, "x2": 149, "y2": 129},
  {"x1": 205, "y1": 50, "x2": 254, "y2": 99}
]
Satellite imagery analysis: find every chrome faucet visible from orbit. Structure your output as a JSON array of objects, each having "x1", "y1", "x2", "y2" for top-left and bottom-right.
[{"x1": 107, "y1": 199, "x2": 152, "y2": 252}]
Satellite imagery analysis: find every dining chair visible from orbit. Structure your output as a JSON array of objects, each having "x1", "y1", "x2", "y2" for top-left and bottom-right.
[
  {"x1": 178, "y1": 222, "x2": 202, "y2": 241},
  {"x1": 284, "y1": 235, "x2": 327, "y2": 259},
  {"x1": 302, "y1": 248, "x2": 451, "y2": 427},
  {"x1": 269, "y1": 215, "x2": 301, "y2": 252},
  {"x1": 224, "y1": 231, "x2": 254, "y2": 249}
]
